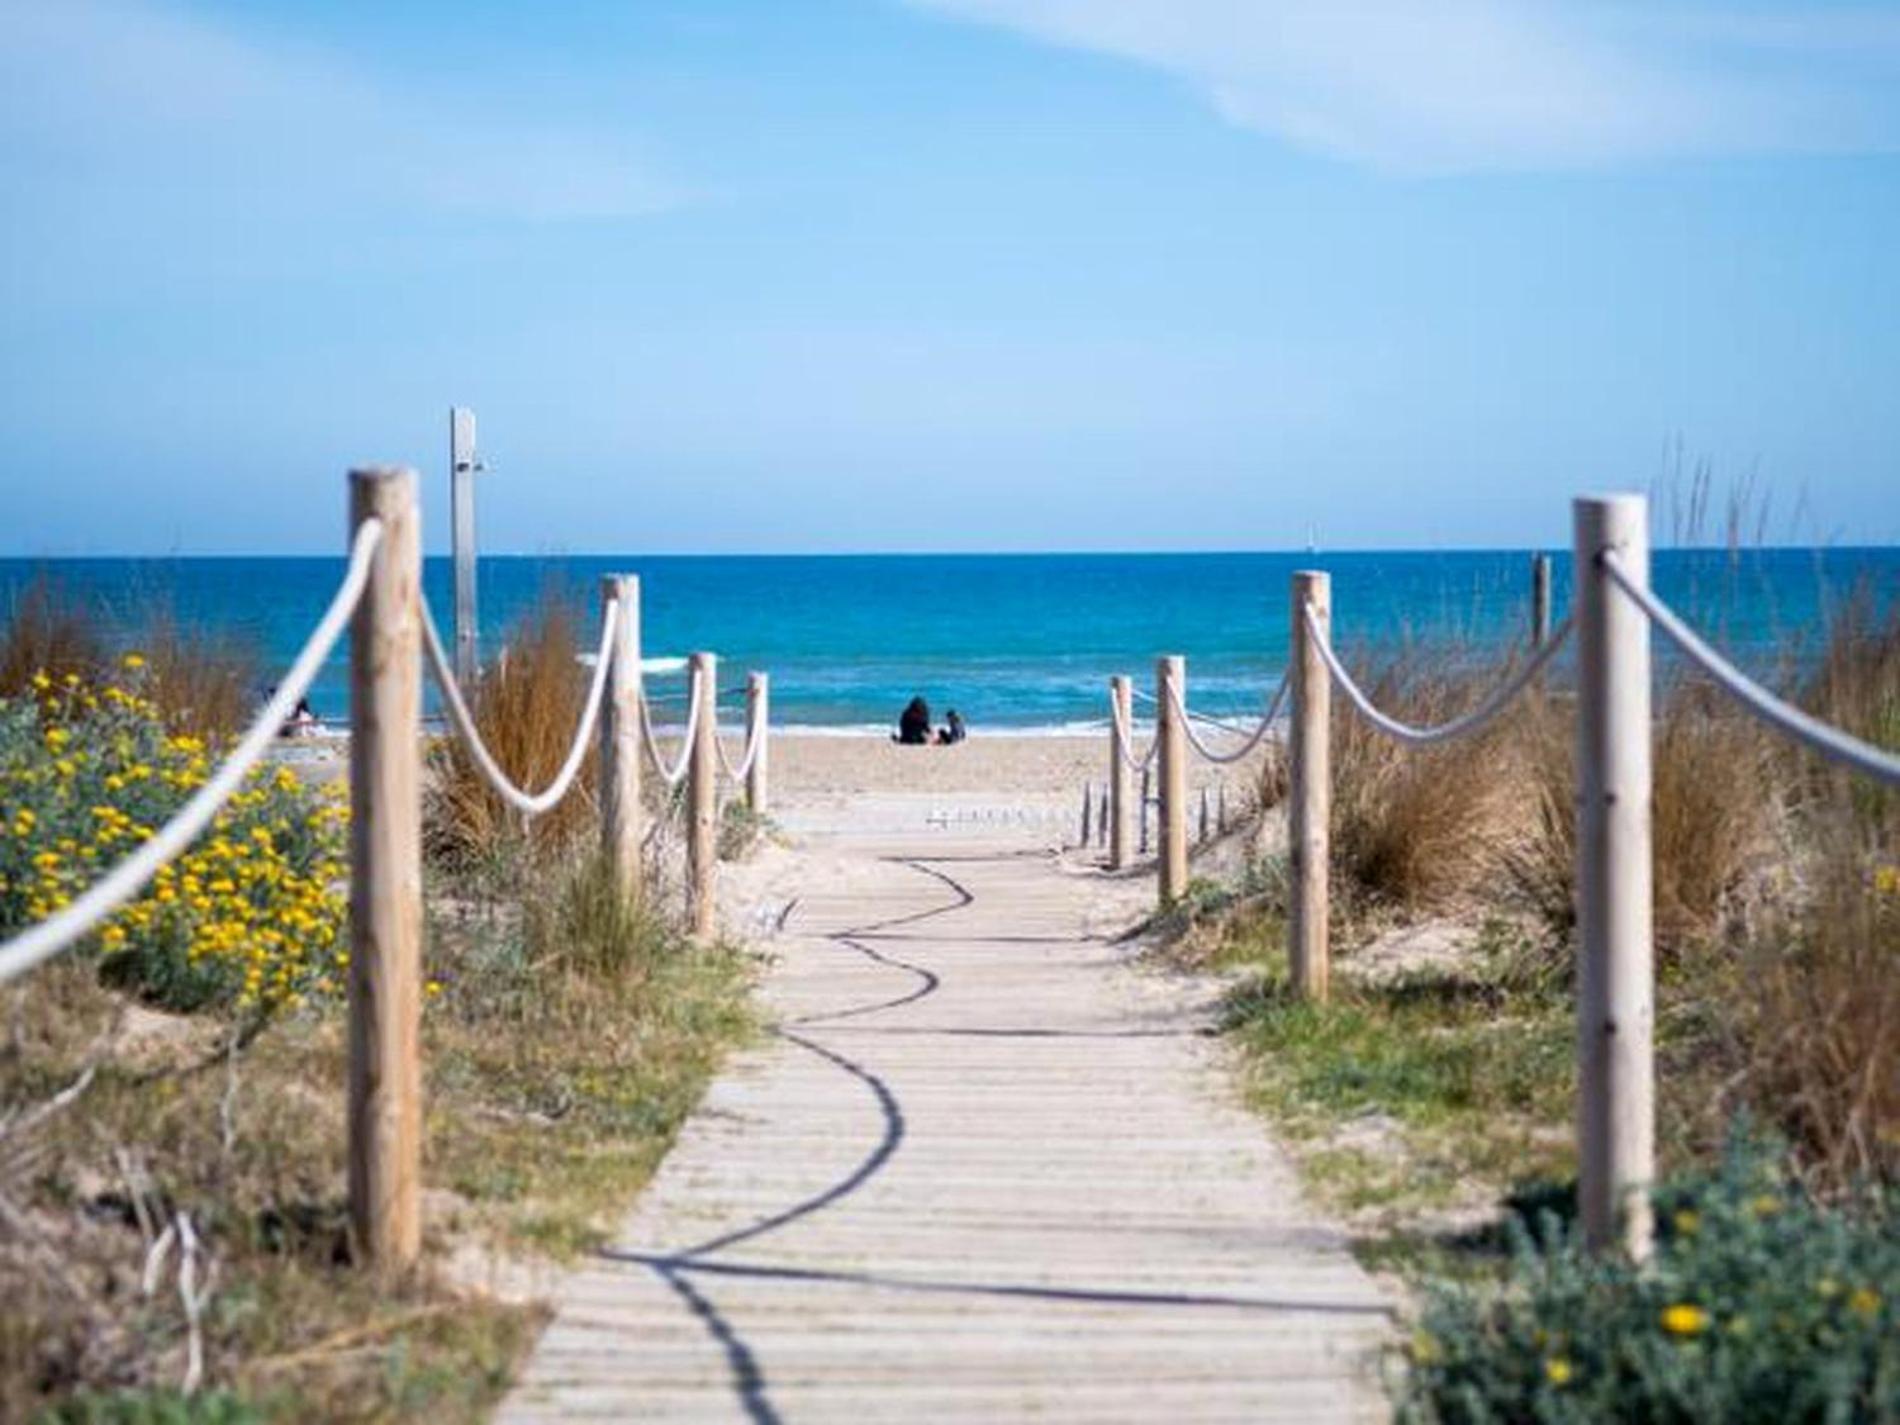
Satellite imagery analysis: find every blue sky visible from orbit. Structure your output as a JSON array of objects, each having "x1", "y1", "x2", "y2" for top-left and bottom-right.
[{"x1": 2, "y1": 0, "x2": 1898, "y2": 555}]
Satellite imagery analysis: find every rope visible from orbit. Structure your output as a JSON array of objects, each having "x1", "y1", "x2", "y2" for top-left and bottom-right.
[
  {"x1": 1600, "y1": 550, "x2": 1900, "y2": 787},
  {"x1": 0, "y1": 520, "x2": 386, "y2": 986},
  {"x1": 1111, "y1": 693, "x2": 1161, "y2": 773},
  {"x1": 639, "y1": 674, "x2": 704, "y2": 789},
  {"x1": 422, "y1": 598, "x2": 618, "y2": 817},
  {"x1": 713, "y1": 713, "x2": 766, "y2": 784},
  {"x1": 1304, "y1": 602, "x2": 1574, "y2": 746},
  {"x1": 1167, "y1": 673, "x2": 1289, "y2": 765}
]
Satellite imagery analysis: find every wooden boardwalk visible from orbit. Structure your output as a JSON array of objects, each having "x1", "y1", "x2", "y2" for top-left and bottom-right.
[{"x1": 499, "y1": 806, "x2": 1392, "y2": 1423}]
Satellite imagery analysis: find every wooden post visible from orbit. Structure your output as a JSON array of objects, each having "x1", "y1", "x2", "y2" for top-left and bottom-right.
[
  {"x1": 449, "y1": 408, "x2": 480, "y2": 687},
  {"x1": 1108, "y1": 676, "x2": 1133, "y2": 869},
  {"x1": 1139, "y1": 766, "x2": 1151, "y2": 856},
  {"x1": 1218, "y1": 783, "x2": 1228, "y2": 834},
  {"x1": 1156, "y1": 655, "x2": 1188, "y2": 905},
  {"x1": 347, "y1": 466, "x2": 422, "y2": 1273},
  {"x1": 1531, "y1": 552, "x2": 1553, "y2": 648},
  {"x1": 1574, "y1": 495, "x2": 1655, "y2": 1259},
  {"x1": 744, "y1": 671, "x2": 769, "y2": 815},
  {"x1": 1079, "y1": 783, "x2": 1093, "y2": 847},
  {"x1": 600, "y1": 575, "x2": 643, "y2": 904},
  {"x1": 688, "y1": 651, "x2": 718, "y2": 942},
  {"x1": 1289, "y1": 571, "x2": 1331, "y2": 1002},
  {"x1": 1199, "y1": 785, "x2": 1210, "y2": 843},
  {"x1": 1097, "y1": 784, "x2": 1109, "y2": 844}
]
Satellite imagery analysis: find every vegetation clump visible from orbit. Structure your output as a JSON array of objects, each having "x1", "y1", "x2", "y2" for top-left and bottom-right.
[
  {"x1": 0, "y1": 665, "x2": 346, "y2": 1014},
  {"x1": 1401, "y1": 1136, "x2": 1900, "y2": 1424}
]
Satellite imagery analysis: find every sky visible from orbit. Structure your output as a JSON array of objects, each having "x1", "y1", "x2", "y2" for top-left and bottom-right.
[{"x1": 2, "y1": 0, "x2": 1898, "y2": 555}]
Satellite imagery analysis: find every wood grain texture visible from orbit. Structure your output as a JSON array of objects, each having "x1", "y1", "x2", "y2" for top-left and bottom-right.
[
  {"x1": 1289, "y1": 571, "x2": 1331, "y2": 1004},
  {"x1": 501, "y1": 804, "x2": 1392, "y2": 1422},
  {"x1": 347, "y1": 466, "x2": 423, "y2": 1271}
]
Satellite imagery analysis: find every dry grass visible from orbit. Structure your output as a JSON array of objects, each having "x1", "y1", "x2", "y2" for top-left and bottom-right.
[
  {"x1": 428, "y1": 590, "x2": 597, "y2": 866},
  {"x1": 135, "y1": 607, "x2": 261, "y2": 744},
  {"x1": 0, "y1": 574, "x2": 105, "y2": 697},
  {"x1": 1327, "y1": 649, "x2": 1523, "y2": 913}
]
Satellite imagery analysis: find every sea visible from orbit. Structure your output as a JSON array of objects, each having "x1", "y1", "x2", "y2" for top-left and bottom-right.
[{"x1": 2, "y1": 550, "x2": 1895, "y2": 732}]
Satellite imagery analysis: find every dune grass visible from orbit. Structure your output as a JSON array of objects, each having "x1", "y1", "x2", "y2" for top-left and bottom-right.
[{"x1": 0, "y1": 593, "x2": 757, "y2": 1421}]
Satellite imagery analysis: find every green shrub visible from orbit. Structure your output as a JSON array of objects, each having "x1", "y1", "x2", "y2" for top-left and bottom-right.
[
  {"x1": 0, "y1": 668, "x2": 346, "y2": 1013},
  {"x1": 1402, "y1": 1135, "x2": 1900, "y2": 1423}
]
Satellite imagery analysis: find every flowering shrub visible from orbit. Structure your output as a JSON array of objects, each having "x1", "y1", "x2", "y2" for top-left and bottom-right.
[
  {"x1": 0, "y1": 664, "x2": 347, "y2": 1014},
  {"x1": 1401, "y1": 1135, "x2": 1900, "y2": 1423}
]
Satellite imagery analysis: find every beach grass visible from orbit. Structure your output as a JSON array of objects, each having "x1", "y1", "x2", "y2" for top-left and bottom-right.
[{"x1": 0, "y1": 602, "x2": 756, "y2": 1421}]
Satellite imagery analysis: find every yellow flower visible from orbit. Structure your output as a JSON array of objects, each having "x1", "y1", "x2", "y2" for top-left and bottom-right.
[
  {"x1": 1847, "y1": 1287, "x2": 1879, "y2": 1319},
  {"x1": 30, "y1": 670, "x2": 50, "y2": 691},
  {"x1": 43, "y1": 727, "x2": 70, "y2": 750},
  {"x1": 122, "y1": 652, "x2": 146, "y2": 671},
  {"x1": 1544, "y1": 1357, "x2": 1574, "y2": 1387},
  {"x1": 1673, "y1": 1209, "x2": 1699, "y2": 1235},
  {"x1": 1661, "y1": 1304, "x2": 1709, "y2": 1337},
  {"x1": 1409, "y1": 1331, "x2": 1441, "y2": 1365},
  {"x1": 426, "y1": 980, "x2": 443, "y2": 997},
  {"x1": 1750, "y1": 1193, "x2": 1781, "y2": 1217}
]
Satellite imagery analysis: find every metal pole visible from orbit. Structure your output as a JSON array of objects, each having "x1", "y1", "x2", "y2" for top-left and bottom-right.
[
  {"x1": 1573, "y1": 495, "x2": 1655, "y2": 1259},
  {"x1": 1108, "y1": 676, "x2": 1133, "y2": 869},
  {"x1": 600, "y1": 575, "x2": 643, "y2": 904},
  {"x1": 449, "y1": 408, "x2": 480, "y2": 686},
  {"x1": 1157, "y1": 655, "x2": 1188, "y2": 905},
  {"x1": 347, "y1": 466, "x2": 422, "y2": 1272},
  {"x1": 1289, "y1": 571, "x2": 1331, "y2": 1002},
  {"x1": 688, "y1": 652, "x2": 718, "y2": 942},
  {"x1": 745, "y1": 672, "x2": 769, "y2": 815}
]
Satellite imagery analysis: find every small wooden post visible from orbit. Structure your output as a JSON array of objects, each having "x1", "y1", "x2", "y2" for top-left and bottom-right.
[
  {"x1": 449, "y1": 408, "x2": 480, "y2": 687},
  {"x1": 1531, "y1": 552, "x2": 1553, "y2": 648},
  {"x1": 1139, "y1": 766, "x2": 1151, "y2": 856},
  {"x1": 688, "y1": 652, "x2": 718, "y2": 942},
  {"x1": 1289, "y1": 571, "x2": 1331, "y2": 1002},
  {"x1": 1218, "y1": 783, "x2": 1228, "y2": 835},
  {"x1": 744, "y1": 671, "x2": 769, "y2": 814},
  {"x1": 1108, "y1": 676, "x2": 1133, "y2": 869},
  {"x1": 1157, "y1": 655, "x2": 1188, "y2": 905},
  {"x1": 599, "y1": 575, "x2": 643, "y2": 904},
  {"x1": 347, "y1": 466, "x2": 423, "y2": 1273},
  {"x1": 1199, "y1": 785, "x2": 1210, "y2": 843},
  {"x1": 1574, "y1": 495, "x2": 1655, "y2": 1259},
  {"x1": 1097, "y1": 784, "x2": 1109, "y2": 844},
  {"x1": 1079, "y1": 783, "x2": 1093, "y2": 847}
]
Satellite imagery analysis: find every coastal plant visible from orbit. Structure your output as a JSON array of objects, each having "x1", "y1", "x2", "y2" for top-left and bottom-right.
[
  {"x1": 1328, "y1": 648, "x2": 1519, "y2": 912},
  {"x1": 1400, "y1": 1133, "x2": 1900, "y2": 1424},
  {"x1": 0, "y1": 664, "x2": 346, "y2": 1014},
  {"x1": 0, "y1": 574, "x2": 106, "y2": 697},
  {"x1": 427, "y1": 590, "x2": 595, "y2": 866}
]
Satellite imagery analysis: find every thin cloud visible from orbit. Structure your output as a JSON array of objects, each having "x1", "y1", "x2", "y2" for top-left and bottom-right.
[
  {"x1": 907, "y1": 0, "x2": 1900, "y2": 172},
  {"x1": 0, "y1": 0, "x2": 681, "y2": 221}
]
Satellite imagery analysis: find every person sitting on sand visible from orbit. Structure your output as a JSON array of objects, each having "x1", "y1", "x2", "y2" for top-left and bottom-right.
[
  {"x1": 937, "y1": 709, "x2": 966, "y2": 745},
  {"x1": 895, "y1": 695, "x2": 932, "y2": 745}
]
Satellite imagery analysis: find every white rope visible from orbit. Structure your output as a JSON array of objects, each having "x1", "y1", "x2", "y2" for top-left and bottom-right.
[
  {"x1": 0, "y1": 521, "x2": 385, "y2": 986},
  {"x1": 1601, "y1": 550, "x2": 1900, "y2": 786},
  {"x1": 1167, "y1": 673, "x2": 1289, "y2": 765},
  {"x1": 422, "y1": 597, "x2": 618, "y2": 817},
  {"x1": 639, "y1": 674, "x2": 704, "y2": 789},
  {"x1": 1304, "y1": 602, "x2": 1574, "y2": 746},
  {"x1": 714, "y1": 713, "x2": 766, "y2": 784},
  {"x1": 1111, "y1": 693, "x2": 1161, "y2": 773}
]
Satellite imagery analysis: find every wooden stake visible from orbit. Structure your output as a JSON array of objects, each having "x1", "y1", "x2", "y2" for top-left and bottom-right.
[
  {"x1": 449, "y1": 408, "x2": 479, "y2": 687},
  {"x1": 1157, "y1": 655, "x2": 1188, "y2": 905},
  {"x1": 1108, "y1": 676, "x2": 1133, "y2": 869},
  {"x1": 745, "y1": 672, "x2": 769, "y2": 815},
  {"x1": 688, "y1": 652, "x2": 718, "y2": 942},
  {"x1": 600, "y1": 575, "x2": 642, "y2": 905},
  {"x1": 1574, "y1": 495, "x2": 1655, "y2": 1259},
  {"x1": 347, "y1": 466, "x2": 423, "y2": 1272},
  {"x1": 1289, "y1": 571, "x2": 1331, "y2": 1002},
  {"x1": 1080, "y1": 782, "x2": 1093, "y2": 847}
]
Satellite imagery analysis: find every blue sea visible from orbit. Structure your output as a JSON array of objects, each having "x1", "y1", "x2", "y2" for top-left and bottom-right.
[{"x1": 1, "y1": 550, "x2": 1895, "y2": 731}]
